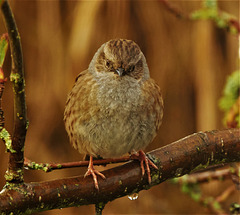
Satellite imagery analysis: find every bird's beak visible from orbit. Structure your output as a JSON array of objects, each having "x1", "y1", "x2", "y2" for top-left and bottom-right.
[{"x1": 115, "y1": 68, "x2": 125, "y2": 77}]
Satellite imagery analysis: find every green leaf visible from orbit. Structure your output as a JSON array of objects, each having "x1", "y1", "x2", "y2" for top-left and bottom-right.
[
  {"x1": 219, "y1": 70, "x2": 240, "y2": 111},
  {"x1": 203, "y1": 0, "x2": 217, "y2": 9},
  {"x1": 181, "y1": 183, "x2": 201, "y2": 202},
  {"x1": 213, "y1": 201, "x2": 221, "y2": 210},
  {"x1": 191, "y1": 8, "x2": 218, "y2": 20},
  {"x1": 0, "y1": 33, "x2": 9, "y2": 67},
  {"x1": 190, "y1": 0, "x2": 238, "y2": 35}
]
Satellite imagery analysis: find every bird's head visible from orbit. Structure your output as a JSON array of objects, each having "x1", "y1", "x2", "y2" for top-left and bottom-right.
[{"x1": 92, "y1": 39, "x2": 149, "y2": 81}]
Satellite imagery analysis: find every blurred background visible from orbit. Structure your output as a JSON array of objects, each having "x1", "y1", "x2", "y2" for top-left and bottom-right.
[{"x1": 0, "y1": 0, "x2": 239, "y2": 214}]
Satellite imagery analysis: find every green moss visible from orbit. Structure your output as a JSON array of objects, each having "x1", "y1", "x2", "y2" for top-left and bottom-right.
[
  {"x1": 97, "y1": 202, "x2": 105, "y2": 210},
  {"x1": 4, "y1": 169, "x2": 23, "y2": 182},
  {"x1": 43, "y1": 165, "x2": 50, "y2": 172},
  {"x1": 57, "y1": 164, "x2": 62, "y2": 168},
  {"x1": 26, "y1": 120, "x2": 29, "y2": 129},
  {"x1": 0, "y1": 127, "x2": 16, "y2": 153},
  {"x1": 17, "y1": 112, "x2": 23, "y2": 120},
  {"x1": 190, "y1": 158, "x2": 211, "y2": 173},
  {"x1": 147, "y1": 154, "x2": 160, "y2": 166},
  {"x1": 10, "y1": 73, "x2": 22, "y2": 84},
  {"x1": 95, "y1": 202, "x2": 106, "y2": 215},
  {"x1": 175, "y1": 168, "x2": 183, "y2": 177},
  {"x1": 151, "y1": 172, "x2": 160, "y2": 183},
  {"x1": 230, "y1": 202, "x2": 240, "y2": 214},
  {"x1": 196, "y1": 147, "x2": 200, "y2": 153},
  {"x1": 26, "y1": 161, "x2": 51, "y2": 172}
]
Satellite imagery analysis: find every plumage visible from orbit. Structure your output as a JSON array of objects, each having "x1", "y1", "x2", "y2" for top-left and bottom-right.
[{"x1": 64, "y1": 39, "x2": 163, "y2": 189}]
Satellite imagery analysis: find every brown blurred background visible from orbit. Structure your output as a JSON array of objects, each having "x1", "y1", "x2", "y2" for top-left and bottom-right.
[{"x1": 0, "y1": 1, "x2": 239, "y2": 214}]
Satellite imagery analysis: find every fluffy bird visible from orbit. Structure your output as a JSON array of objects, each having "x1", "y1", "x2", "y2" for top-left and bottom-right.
[{"x1": 64, "y1": 39, "x2": 163, "y2": 189}]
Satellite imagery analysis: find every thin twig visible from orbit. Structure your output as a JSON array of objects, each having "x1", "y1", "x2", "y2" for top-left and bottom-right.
[
  {"x1": 175, "y1": 167, "x2": 235, "y2": 184},
  {"x1": 160, "y1": 0, "x2": 240, "y2": 35},
  {"x1": 159, "y1": 0, "x2": 188, "y2": 19},
  {"x1": 216, "y1": 185, "x2": 236, "y2": 203},
  {"x1": 0, "y1": 33, "x2": 8, "y2": 128},
  {"x1": 1, "y1": 0, "x2": 28, "y2": 184},
  {"x1": 0, "y1": 71, "x2": 5, "y2": 128},
  {"x1": 204, "y1": 185, "x2": 236, "y2": 215},
  {"x1": 24, "y1": 156, "x2": 132, "y2": 172}
]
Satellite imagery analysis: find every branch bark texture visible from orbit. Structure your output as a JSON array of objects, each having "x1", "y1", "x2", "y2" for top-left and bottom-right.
[
  {"x1": 1, "y1": 0, "x2": 28, "y2": 183},
  {"x1": 0, "y1": 128, "x2": 239, "y2": 214}
]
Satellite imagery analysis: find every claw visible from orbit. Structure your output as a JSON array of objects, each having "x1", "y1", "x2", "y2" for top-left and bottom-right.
[
  {"x1": 131, "y1": 150, "x2": 158, "y2": 184},
  {"x1": 84, "y1": 156, "x2": 106, "y2": 190}
]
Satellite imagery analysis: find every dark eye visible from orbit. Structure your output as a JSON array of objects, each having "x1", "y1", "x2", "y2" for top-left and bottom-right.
[
  {"x1": 105, "y1": 60, "x2": 111, "y2": 68},
  {"x1": 129, "y1": 65, "x2": 135, "y2": 72}
]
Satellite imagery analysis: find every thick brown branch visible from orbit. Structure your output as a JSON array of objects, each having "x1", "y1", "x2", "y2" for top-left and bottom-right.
[
  {"x1": 0, "y1": 128, "x2": 239, "y2": 214},
  {"x1": 1, "y1": 0, "x2": 27, "y2": 183}
]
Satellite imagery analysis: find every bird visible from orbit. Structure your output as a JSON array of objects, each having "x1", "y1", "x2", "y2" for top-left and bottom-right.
[{"x1": 64, "y1": 39, "x2": 163, "y2": 190}]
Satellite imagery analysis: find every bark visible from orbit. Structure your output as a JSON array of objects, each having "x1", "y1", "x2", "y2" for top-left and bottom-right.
[
  {"x1": 1, "y1": 0, "x2": 28, "y2": 184},
  {"x1": 0, "y1": 128, "x2": 239, "y2": 214}
]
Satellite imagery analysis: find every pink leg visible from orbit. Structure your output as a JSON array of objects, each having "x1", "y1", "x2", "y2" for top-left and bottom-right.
[
  {"x1": 84, "y1": 156, "x2": 106, "y2": 190},
  {"x1": 131, "y1": 150, "x2": 158, "y2": 184}
]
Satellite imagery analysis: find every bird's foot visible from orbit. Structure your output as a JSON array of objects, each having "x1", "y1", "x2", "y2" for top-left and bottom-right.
[
  {"x1": 84, "y1": 156, "x2": 106, "y2": 190},
  {"x1": 131, "y1": 150, "x2": 158, "y2": 184}
]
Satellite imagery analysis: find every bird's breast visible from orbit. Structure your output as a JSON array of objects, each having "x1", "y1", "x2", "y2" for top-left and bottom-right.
[
  {"x1": 96, "y1": 76, "x2": 142, "y2": 112},
  {"x1": 76, "y1": 75, "x2": 158, "y2": 158}
]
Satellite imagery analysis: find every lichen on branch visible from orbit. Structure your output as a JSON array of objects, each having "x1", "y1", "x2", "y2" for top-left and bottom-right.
[
  {"x1": 1, "y1": 0, "x2": 28, "y2": 184},
  {"x1": 0, "y1": 128, "x2": 239, "y2": 214}
]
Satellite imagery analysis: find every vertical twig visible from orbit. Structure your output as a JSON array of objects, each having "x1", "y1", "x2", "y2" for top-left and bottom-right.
[
  {"x1": 0, "y1": 68, "x2": 6, "y2": 128},
  {"x1": 0, "y1": 33, "x2": 8, "y2": 128},
  {"x1": 1, "y1": 0, "x2": 28, "y2": 184}
]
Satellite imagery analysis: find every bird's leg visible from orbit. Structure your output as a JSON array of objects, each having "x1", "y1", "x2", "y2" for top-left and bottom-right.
[
  {"x1": 84, "y1": 155, "x2": 106, "y2": 190},
  {"x1": 130, "y1": 150, "x2": 158, "y2": 184}
]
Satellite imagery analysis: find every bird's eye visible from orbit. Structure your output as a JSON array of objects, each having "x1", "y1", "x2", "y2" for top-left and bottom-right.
[
  {"x1": 105, "y1": 60, "x2": 111, "y2": 68},
  {"x1": 129, "y1": 65, "x2": 135, "y2": 72}
]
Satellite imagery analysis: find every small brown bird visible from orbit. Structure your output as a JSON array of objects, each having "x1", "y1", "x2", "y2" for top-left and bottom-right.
[{"x1": 64, "y1": 39, "x2": 163, "y2": 189}]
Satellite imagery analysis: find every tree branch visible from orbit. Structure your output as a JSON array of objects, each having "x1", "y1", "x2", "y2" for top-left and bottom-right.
[
  {"x1": 23, "y1": 156, "x2": 132, "y2": 172},
  {"x1": 0, "y1": 128, "x2": 239, "y2": 214},
  {"x1": 159, "y1": 0, "x2": 188, "y2": 19},
  {"x1": 173, "y1": 166, "x2": 236, "y2": 184},
  {"x1": 1, "y1": 0, "x2": 28, "y2": 184},
  {"x1": 160, "y1": 0, "x2": 240, "y2": 35}
]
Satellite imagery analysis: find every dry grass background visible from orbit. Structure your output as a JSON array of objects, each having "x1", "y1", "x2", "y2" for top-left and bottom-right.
[{"x1": 0, "y1": 1, "x2": 239, "y2": 214}]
